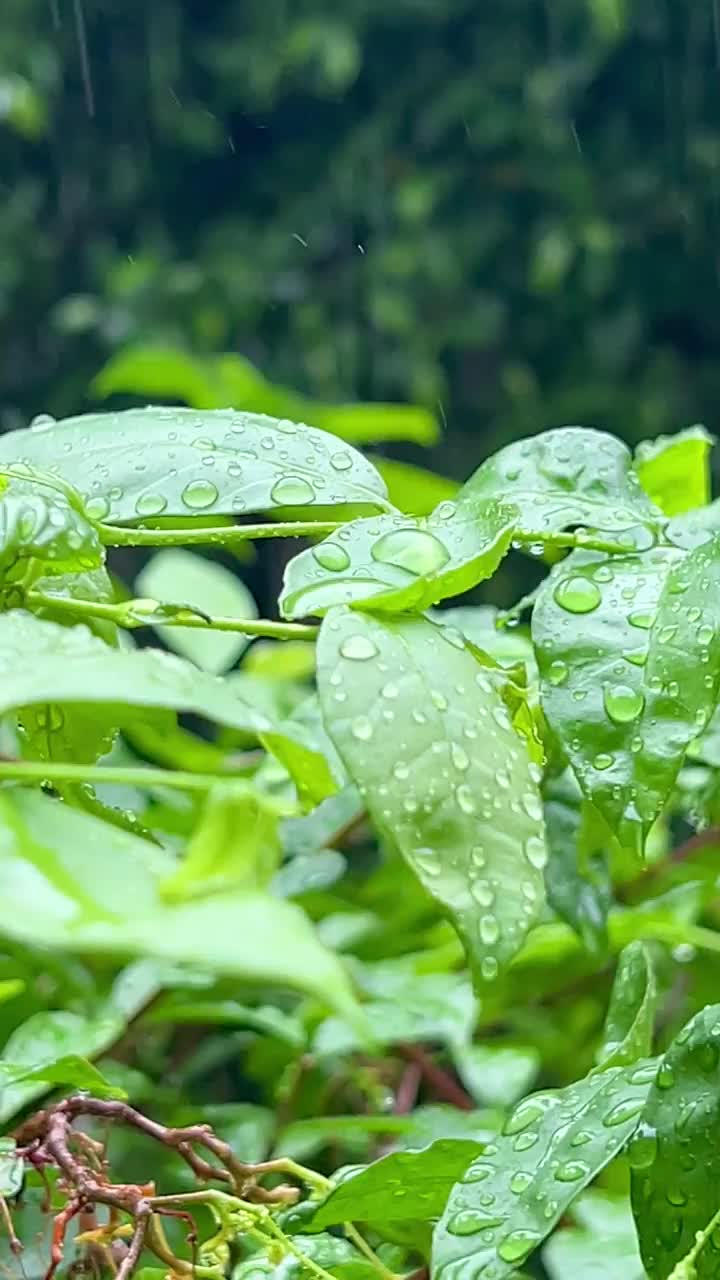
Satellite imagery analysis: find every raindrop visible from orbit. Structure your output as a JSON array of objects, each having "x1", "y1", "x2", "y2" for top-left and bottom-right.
[
  {"x1": 393, "y1": 762, "x2": 410, "y2": 781},
  {"x1": 554, "y1": 1161, "x2": 588, "y2": 1183},
  {"x1": 524, "y1": 836, "x2": 547, "y2": 869},
  {"x1": 446, "y1": 1210, "x2": 504, "y2": 1236},
  {"x1": 351, "y1": 716, "x2": 373, "y2": 742},
  {"x1": 413, "y1": 848, "x2": 441, "y2": 878},
  {"x1": 481, "y1": 956, "x2": 499, "y2": 981},
  {"x1": 313, "y1": 543, "x2": 350, "y2": 572},
  {"x1": 521, "y1": 792, "x2": 543, "y2": 821},
  {"x1": 431, "y1": 690, "x2": 448, "y2": 711},
  {"x1": 270, "y1": 476, "x2": 315, "y2": 505},
  {"x1": 553, "y1": 576, "x2": 601, "y2": 614},
  {"x1": 480, "y1": 915, "x2": 500, "y2": 945},
  {"x1": 497, "y1": 1229, "x2": 541, "y2": 1265},
  {"x1": 340, "y1": 634, "x2": 378, "y2": 661},
  {"x1": 627, "y1": 1125, "x2": 657, "y2": 1170},
  {"x1": 30, "y1": 413, "x2": 56, "y2": 430},
  {"x1": 456, "y1": 784, "x2": 477, "y2": 815},
  {"x1": 381, "y1": 681, "x2": 399, "y2": 699},
  {"x1": 656, "y1": 1063, "x2": 675, "y2": 1090},
  {"x1": 604, "y1": 684, "x2": 644, "y2": 724},
  {"x1": 509, "y1": 1171, "x2": 533, "y2": 1195},
  {"x1": 371, "y1": 527, "x2": 450, "y2": 576},
  {"x1": 629, "y1": 610, "x2": 654, "y2": 630},
  {"x1": 504, "y1": 1100, "x2": 545, "y2": 1135},
  {"x1": 330, "y1": 451, "x2": 353, "y2": 471},
  {"x1": 548, "y1": 659, "x2": 568, "y2": 685},
  {"x1": 593, "y1": 753, "x2": 614, "y2": 771},
  {"x1": 471, "y1": 880, "x2": 494, "y2": 908},
  {"x1": 135, "y1": 492, "x2": 169, "y2": 517},
  {"x1": 570, "y1": 1130, "x2": 592, "y2": 1148},
  {"x1": 84, "y1": 495, "x2": 110, "y2": 520},
  {"x1": 181, "y1": 479, "x2": 219, "y2": 510},
  {"x1": 698, "y1": 623, "x2": 714, "y2": 646},
  {"x1": 602, "y1": 1097, "x2": 644, "y2": 1127}
]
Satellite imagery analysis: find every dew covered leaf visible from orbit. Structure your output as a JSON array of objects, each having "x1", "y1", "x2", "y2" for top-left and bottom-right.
[
  {"x1": 316, "y1": 608, "x2": 547, "y2": 984},
  {"x1": 0, "y1": 409, "x2": 390, "y2": 522},
  {"x1": 280, "y1": 501, "x2": 515, "y2": 618},
  {"x1": 136, "y1": 548, "x2": 258, "y2": 673},
  {"x1": 0, "y1": 611, "x2": 271, "y2": 735},
  {"x1": 630, "y1": 1004, "x2": 720, "y2": 1279},
  {"x1": 635, "y1": 426, "x2": 714, "y2": 516},
  {"x1": 0, "y1": 789, "x2": 364, "y2": 1026},
  {"x1": 533, "y1": 541, "x2": 720, "y2": 855},
  {"x1": 595, "y1": 942, "x2": 656, "y2": 1070},
  {"x1": 457, "y1": 427, "x2": 661, "y2": 536},
  {"x1": 0, "y1": 487, "x2": 102, "y2": 606},
  {"x1": 300, "y1": 1140, "x2": 483, "y2": 1230},
  {"x1": 543, "y1": 768, "x2": 611, "y2": 954},
  {"x1": 432, "y1": 1060, "x2": 656, "y2": 1280}
]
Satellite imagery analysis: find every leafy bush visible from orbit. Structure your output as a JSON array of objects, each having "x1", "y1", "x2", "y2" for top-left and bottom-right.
[{"x1": 1, "y1": 412, "x2": 720, "y2": 1279}]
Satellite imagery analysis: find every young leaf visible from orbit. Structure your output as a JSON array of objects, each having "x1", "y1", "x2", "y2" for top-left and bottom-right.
[
  {"x1": 0, "y1": 409, "x2": 391, "y2": 522},
  {"x1": 630, "y1": 1003, "x2": 720, "y2": 1279},
  {"x1": 0, "y1": 611, "x2": 270, "y2": 734},
  {"x1": 159, "y1": 782, "x2": 282, "y2": 902},
  {"x1": 457, "y1": 427, "x2": 661, "y2": 536},
  {"x1": 595, "y1": 942, "x2": 656, "y2": 1070},
  {"x1": 136, "y1": 548, "x2": 258, "y2": 673},
  {"x1": 533, "y1": 541, "x2": 720, "y2": 854},
  {"x1": 0, "y1": 1010, "x2": 125, "y2": 1122},
  {"x1": 260, "y1": 695, "x2": 346, "y2": 810},
  {"x1": 280, "y1": 501, "x2": 515, "y2": 618},
  {"x1": 635, "y1": 426, "x2": 714, "y2": 516},
  {"x1": 451, "y1": 1044, "x2": 540, "y2": 1109},
  {"x1": 317, "y1": 608, "x2": 546, "y2": 984},
  {"x1": 432, "y1": 1060, "x2": 656, "y2": 1280}
]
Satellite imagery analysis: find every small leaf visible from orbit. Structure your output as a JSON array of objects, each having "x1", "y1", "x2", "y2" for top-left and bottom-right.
[
  {"x1": 317, "y1": 609, "x2": 546, "y2": 984},
  {"x1": 452, "y1": 1044, "x2": 540, "y2": 1108},
  {"x1": 457, "y1": 427, "x2": 661, "y2": 535},
  {"x1": 160, "y1": 782, "x2": 282, "y2": 902},
  {"x1": 2, "y1": 1054, "x2": 127, "y2": 1099},
  {"x1": 0, "y1": 1011, "x2": 124, "y2": 1122},
  {"x1": 280, "y1": 501, "x2": 515, "y2": 618},
  {"x1": 136, "y1": 549, "x2": 258, "y2": 673},
  {"x1": 0, "y1": 611, "x2": 270, "y2": 735},
  {"x1": 635, "y1": 426, "x2": 714, "y2": 516},
  {"x1": 630, "y1": 1004, "x2": 720, "y2": 1279},
  {"x1": 0, "y1": 490, "x2": 102, "y2": 600},
  {"x1": 543, "y1": 769, "x2": 611, "y2": 954},
  {"x1": 304, "y1": 1139, "x2": 483, "y2": 1230},
  {"x1": 0, "y1": 409, "x2": 391, "y2": 522},
  {"x1": 0, "y1": 1140, "x2": 23, "y2": 1197},
  {"x1": 596, "y1": 942, "x2": 656, "y2": 1069},
  {"x1": 260, "y1": 696, "x2": 346, "y2": 809},
  {"x1": 432, "y1": 1060, "x2": 656, "y2": 1280}
]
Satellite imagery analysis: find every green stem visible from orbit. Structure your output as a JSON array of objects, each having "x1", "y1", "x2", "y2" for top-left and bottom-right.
[
  {"x1": 668, "y1": 1202, "x2": 720, "y2": 1278},
  {"x1": 343, "y1": 1223, "x2": 397, "y2": 1280},
  {"x1": 99, "y1": 520, "x2": 343, "y2": 547},
  {"x1": 27, "y1": 590, "x2": 319, "y2": 641},
  {"x1": 0, "y1": 760, "x2": 229, "y2": 793},
  {"x1": 261, "y1": 1217, "x2": 339, "y2": 1280},
  {"x1": 513, "y1": 529, "x2": 638, "y2": 556}
]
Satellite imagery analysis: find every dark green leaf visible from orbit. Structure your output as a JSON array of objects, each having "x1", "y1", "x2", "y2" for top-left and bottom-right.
[
  {"x1": 0, "y1": 409, "x2": 391, "y2": 522},
  {"x1": 630, "y1": 1004, "x2": 720, "y2": 1278},
  {"x1": 280, "y1": 501, "x2": 515, "y2": 618},
  {"x1": 596, "y1": 942, "x2": 656, "y2": 1070},
  {"x1": 543, "y1": 769, "x2": 611, "y2": 954},
  {"x1": 432, "y1": 1060, "x2": 656, "y2": 1280},
  {"x1": 635, "y1": 426, "x2": 714, "y2": 516},
  {"x1": 317, "y1": 609, "x2": 546, "y2": 983}
]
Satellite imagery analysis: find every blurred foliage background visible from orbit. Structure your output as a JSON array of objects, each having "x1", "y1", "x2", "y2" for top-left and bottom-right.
[{"x1": 3, "y1": 0, "x2": 720, "y2": 477}]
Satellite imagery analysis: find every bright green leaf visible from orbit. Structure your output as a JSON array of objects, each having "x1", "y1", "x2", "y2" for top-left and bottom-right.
[
  {"x1": 373, "y1": 457, "x2": 458, "y2": 515},
  {"x1": 452, "y1": 1044, "x2": 540, "y2": 1108},
  {"x1": 595, "y1": 942, "x2": 656, "y2": 1070},
  {"x1": 543, "y1": 769, "x2": 611, "y2": 954},
  {"x1": 2, "y1": 1054, "x2": 127, "y2": 1100},
  {"x1": 160, "y1": 782, "x2": 282, "y2": 902},
  {"x1": 260, "y1": 696, "x2": 346, "y2": 810},
  {"x1": 635, "y1": 426, "x2": 714, "y2": 516},
  {"x1": 0, "y1": 1010, "x2": 124, "y2": 1122}
]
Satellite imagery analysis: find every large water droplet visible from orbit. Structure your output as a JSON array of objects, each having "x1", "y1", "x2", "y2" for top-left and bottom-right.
[
  {"x1": 524, "y1": 835, "x2": 547, "y2": 869},
  {"x1": 481, "y1": 956, "x2": 499, "y2": 982},
  {"x1": 553, "y1": 576, "x2": 601, "y2": 614},
  {"x1": 451, "y1": 743, "x2": 470, "y2": 771},
  {"x1": 629, "y1": 610, "x2": 654, "y2": 630},
  {"x1": 497, "y1": 1229, "x2": 541, "y2": 1265},
  {"x1": 30, "y1": 412, "x2": 56, "y2": 430},
  {"x1": 340, "y1": 634, "x2": 378, "y2": 661},
  {"x1": 446, "y1": 1210, "x2": 504, "y2": 1236},
  {"x1": 603, "y1": 683, "x2": 644, "y2": 724},
  {"x1": 509, "y1": 1171, "x2": 533, "y2": 1195},
  {"x1": 270, "y1": 476, "x2": 315, "y2": 505},
  {"x1": 456, "y1": 784, "x2": 476, "y2": 815},
  {"x1": 548, "y1": 660, "x2": 568, "y2": 685},
  {"x1": 554, "y1": 1160, "x2": 588, "y2": 1183},
  {"x1": 504, "y1": 1099, "x2": 545, "y2": 1135},
  {"x1": 351, "y1": 716, "x2": 373, "y2": 742},
  {"x1": 656, "y1": 1062, "x2": 675, "y2": 1090},
  {"x1": 313, "y1": 542, "x2": 350, "y2": 572},
  {"x1": 480, "y1": 914, "x2": 500, "y2": 945},
  {"x1": 627, "y1": 1123, "x2": 657, "y2": 1169},
  {"x1": 413, "y1": 848, "x2": 441, "y2": 878},
  {"x1": 602, "y1": 1097, "x2": 644, "y2": 1127},
  {"x1": 135, "y1": 492, "x2": 168, "y2": 517},
  {"x1": 371, "y1": 527, "x2": 450, "y2": 576},
  {"x1": 84, "y1": 495, "x2": 110, "y2": 520},
  {"x1": 471, "y1": 879, "x2": 494, "y2": 907},
  {"x1": 329, "y1": 450, "x2": 353, "y2": 472},
  {"x1": 593, "y1": 752, "x2": 614, "y2": 771},
  {"x1": 181, "y1": 479, "x2": 219, "y2": 509}
]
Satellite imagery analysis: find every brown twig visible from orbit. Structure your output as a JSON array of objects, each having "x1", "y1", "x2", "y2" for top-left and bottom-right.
[{"x1": 397, "y1": 1045, "x2": 474, "y2": 1111}]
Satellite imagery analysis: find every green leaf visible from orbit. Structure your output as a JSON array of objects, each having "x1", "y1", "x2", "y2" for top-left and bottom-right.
[
  {"x1": 0, "y1": 789, "x2": 363, "y2": 1027},
  {"x1": 0, "y1": 1010, "x2": 125, "y2": 1121},
  {"x1": 635, "y1": 426, "x2": 714, "y2": 516},
  {"x1": 457, "y1": 427, "x2": 661, "y2": 535},
  {"x1": 0, "y1": 611, "x2": 270, "y2": 735},
  {"x1": 260, "y1": 696, "x2": 346, "y2": 810},
  {"x1": 280, "y1": 501, "x2": 515, "y2": 618},
  {"x1": 317, "y1": 609, "x2": 546, "y2": 983},
  {"x1": 432, "y1": 1060, "x2": 656, "y2": 1280},
  {"x1": 314, "y1": 969, "x2": 478, "y2": 1055},
  {"x1": 452, "y1": 1044, "x2": 540, "y2": 1108},
  {"x1": 160, "y1": 782, "x2": 282, "y2": 902},
  {"x1": 533, "y1": 541, "x2": 720, "y2": 854},
  {"x1": 543, "y1": 1192, "x2": 645, "y2": 1280},
  {"x1": 630, "y1": 1004, "x2": 720, "y2": 1278},
  {"x1": 372, "y1": 457, "x2": 458, "y2": 515},
  {"x1": 0, "y1": 1140, "x2": 23, "y2": 1197},
  {"x1": 304, "y1": 1139, "x2": 483, "y2": 1230},
  {"x1": 0, "y1": 409, "x2": 391, "y2": 522},
  {"x1": 0, "y1": 486, "x2": 102, "y2": 606},
  {"x1": 596, "y1": 942, "x2": 656, "y2": 1070},
  {"x1": 543, "y1": 769, "x2": 611, "y2": 954},
  {"x1": 2, "y1": 1054, "x2": 127, "y2": 1100},
  {"x1": 235, "y1": 1233, "x2": 377, "y2": 1280},
  {"x1": 136, "y1": 548, "x2": 258, "y2": 673}
]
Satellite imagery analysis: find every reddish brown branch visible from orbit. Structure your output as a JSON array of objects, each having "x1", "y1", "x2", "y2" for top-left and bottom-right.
[{"x1": 397, "y1": 1044, "x2": 474, "y2": 1110}]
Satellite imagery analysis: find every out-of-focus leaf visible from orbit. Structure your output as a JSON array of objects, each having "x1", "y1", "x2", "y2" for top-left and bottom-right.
[
  {"x1": 630, "y1": 1004, "x2": 720, "y2": 1278},
  {"x1": 2, "y1": 1054, "x2": 127, "y2": 1099},
  {"x1": 261, "y1": 697, "x2": 346, "y2": 809},
  {"x1": 543, "y1": 769, "x2": 611, "y2": 954},
  {"x1": 432, "y1": 1060, "x2": 656, "y2": 1280},
  {"x1": 160, "y1": 782, "x2": 282, "y2": 902},
  {"x1": 373, "y1": 458, "x2": 458, "y2": 515},
  {"x1": 595, "y1": 942, "x2": 656, "y2": 1070},
  {"x1": 0, "y1": 1140, "x2": 23, "y2": 1197},
  {"x1": 452, "y1": 1044, "x2": 540, "y2": 1108},
  {"x1": 0, "y1": 1011, "x2": 125, "y2": 1121},
  {"x1": 543, "y1": 1192, "x2": 645, "y2": 1280},
  {"x1": 317, "y1": 609, "x2": 546, "y2": 984},
  {"x1": 281, "y1": 501, "x2": 515, "y2": 618},
  {"x1": 635, "y1": 426, "x2": 713, "y2": 516},
  {"x1": 314, "y1": 969, "x2": 477, "y2": 1055},
  {"x1": 136, "y1": 548, "x2": 257, "y2": 672}
]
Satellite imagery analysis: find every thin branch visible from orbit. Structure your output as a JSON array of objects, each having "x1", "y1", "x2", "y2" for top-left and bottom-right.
[
  {"x1": 99, "y1": 520, "x2": 344, "y2": 547},
  {"x1": 397, "y1": 1044, "x2": 474, "y2": 1110},
  {"x1": 27, "y1": 591, "x2": 319, "y2": 642},
  {"x1": 0, "y1": 761, "x2": 240, "y2": 793},
  {"x1": 115, "y1": 1214, "x2": 148, "y2": 1280}
]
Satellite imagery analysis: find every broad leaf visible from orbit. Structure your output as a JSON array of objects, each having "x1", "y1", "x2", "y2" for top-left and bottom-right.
[
  {"x1": 160, "y1": 782, "x2": 282, "y2": 902},
  {"x1": 0, "y1": 409, "x2": 391, "y2": 522},
  {"x1": 0, "y1": 789, "x2": 363, "y2": 1026},
  {"x1": 543, "y1": 769, "x2": 611, "y2": 954},
  {"x1": 280, "y1": 501, "x2": 515, "y2": 618},
  {"x1": 303, "y1": 1140, "x2": 483, "y2": 1230},
  {"x1": 630, "y1": 1004, "x2": 720, "y2": 1278},
  {"x1": 452, "y1": 1044, "x2": 540, "y2": 1108},
  {"x1": 0, "y1": 488, "x2": 101, "y2": 608},
  {"x1": 136, "y1": 548, "x2": 257, "y2": 672},
  {"x1": 533, "y1": 541, "x2": 720, "y2": 854},
  {"x1": 432, "y1": 1060, "x2": 656, "y2": 1280},
  {"x1": 595, "y1": 942, "x2": 656, "y2": 1070},
  {"x1": 314, "y1": 969, "x2": 477, "y2": 1055},
  {"x1": 0, "y1": 610, "x2": 270, "y2": 735},
  {"x1": 543, "y1": 1192, "x2": 645, "y2": 1280},
  {"x1": 317, "y1": 609, "x2": 546, "y2": 983},
  {"x1": 0, "y1": 1010, "x2": 124, "y2": 1122},
  {"x1": 457, "y1": 427, "x2": 661, "y2": 535},
  {"x1": 635, "y1": 426, "x2": 713, "y2": 516}
]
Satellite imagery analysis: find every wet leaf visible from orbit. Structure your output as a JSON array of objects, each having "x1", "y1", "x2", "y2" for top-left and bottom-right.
[
  {"x1": 314, "y1": 969, "x2": 477, "y2": 1055},
  {"x1": 543, "y1": 769, "x2": 611, "y2": 954},
  {"x1": 0, "y1": 491, "x2": 102, "y2": 603},
  {"x1": 457, "y1": 427, "x2": 660, "y2": 535},
  {"x1": 260, "y1": 696, "x2": 346, "y2": 809},
  {"x1": 635, "y1": 426, "x2": 714, "y2": 516},
  {"x1": 280, "y1": 500, "x2": 515, "y2": 618},
  {"x1": 452, "y1": 1044, "x2": 540, "y2": 1109},
  {"x1": 0, "y1": 1011, "x2": 125, "y2": 1121},
  {"x1": 596, "y1": 942, "x2": 656, "y2": 1070},
  {"x1": 0, "y1": 409, "x2": 391, "y2": 522},
  {"x1": 543, "y1": 1192, "x2": 645, "y2": 1280},
  {"x1": 136, "y1": 548, "x2": 258, "y2": 673},
  {"x1": 317, "y1": 608, "x2": 546, "y2": 984},
  {"x1": 159, "y1": 782, "x2": 282, "y2": 902},
  {"x1": 432, "y1": 1060, "x2": 656, "y2": 1280},
  {"x1": 630, "y1": 1004, "x2": 720, "y2": 1279}
]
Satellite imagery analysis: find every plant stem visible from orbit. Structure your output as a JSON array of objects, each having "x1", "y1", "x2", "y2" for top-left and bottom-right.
[
  {"x1": 668, "y1": 1202, "x2": 720, "y2": 1278},
  {"x1": 0, "y1": 760, "x2": 228, "y2": 793},
  {"x1": 343, "y1": 1222, "x2": 398, "y2": 1280},
  {"x1": 99, "y1": 520, "x2": 343, "y2": 547},
  {"x1": 27, "y1": 590, "x2": 319, "y2": 641},
  {"x1": 513, "y1": 529, "x2": 638, "y2": 556}
]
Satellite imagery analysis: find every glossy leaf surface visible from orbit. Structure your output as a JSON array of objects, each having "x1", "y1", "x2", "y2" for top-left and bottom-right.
[
  {"x1": 317, "y1": 608, "x2": 546, "y2": 983},
  {"x1": 543, "y1": 769, "x2": 611, "y2": 954},
  {"x1": 635, "y1": 426, "x2": 713, "y2": 516},
  {"x1": 0, "y1": 409, "x2": 391, "y2": 522},
  {"x1": 596, "y1": 942, "x2": 656, "y2": 1070}
]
